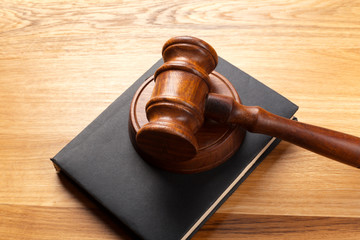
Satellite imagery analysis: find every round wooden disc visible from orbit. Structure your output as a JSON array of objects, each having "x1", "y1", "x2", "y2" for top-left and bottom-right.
[{"x1": 129, "y1": 71, "x2": 245, "y2": 173}]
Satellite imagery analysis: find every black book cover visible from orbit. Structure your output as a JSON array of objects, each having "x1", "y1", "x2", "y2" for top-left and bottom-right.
[{"x1": 51, "y1": 57, "x2": 298, "y2": 240}]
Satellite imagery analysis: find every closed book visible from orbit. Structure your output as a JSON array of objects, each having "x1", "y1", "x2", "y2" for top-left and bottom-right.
[{"x1": 51, "y1": 57, "x2": 298, "y2": 240}]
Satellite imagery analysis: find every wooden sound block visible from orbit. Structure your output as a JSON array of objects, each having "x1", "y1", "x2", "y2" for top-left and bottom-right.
[{"x1": 129, "y1": 71, "x2": 245, "y2": 173}]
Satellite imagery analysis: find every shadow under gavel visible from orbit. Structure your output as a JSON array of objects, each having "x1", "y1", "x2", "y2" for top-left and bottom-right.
[{"x1": 132, "y1": 36, "x2": 360, "y2": 173}]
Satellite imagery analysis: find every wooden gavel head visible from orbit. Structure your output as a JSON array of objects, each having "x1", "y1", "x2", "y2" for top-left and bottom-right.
[{"x1": 136, "y1": 36, "x2": 219, "y2": 162}]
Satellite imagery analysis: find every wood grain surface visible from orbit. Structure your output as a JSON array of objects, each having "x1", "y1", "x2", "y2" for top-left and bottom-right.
[{"x1": 1, "y1": 0, "x2": 359, "y2": 239}]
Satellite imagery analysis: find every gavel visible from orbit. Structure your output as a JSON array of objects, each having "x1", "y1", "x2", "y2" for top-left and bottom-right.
[{"x1": 130, "y1": 36, "x2": 360, "y2": 173}]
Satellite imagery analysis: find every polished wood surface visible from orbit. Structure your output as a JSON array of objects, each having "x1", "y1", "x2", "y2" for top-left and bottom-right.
[
  {"x1": 134, "y1": 36, "x2": 360, "y2": 172},
  {"x1": 1, "y1": 0, "x2": 360, "y2": 239}
]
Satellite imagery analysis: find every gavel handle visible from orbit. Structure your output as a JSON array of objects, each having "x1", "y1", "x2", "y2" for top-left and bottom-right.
[{"x1": 206, "y1": 93, "x2": 360, "y2": 168}]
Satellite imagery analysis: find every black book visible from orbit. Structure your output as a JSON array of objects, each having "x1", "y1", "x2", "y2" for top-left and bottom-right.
[{"x1": 51, "y1": 57, "x2": 298, "y2": 240}]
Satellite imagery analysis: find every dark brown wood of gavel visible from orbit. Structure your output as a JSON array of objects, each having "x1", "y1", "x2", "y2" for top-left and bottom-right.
[{"x1": 135, "y1": 36, "x2": 360, "y2": 170}]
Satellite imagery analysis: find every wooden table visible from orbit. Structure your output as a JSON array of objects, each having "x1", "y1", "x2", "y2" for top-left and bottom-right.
[{"x1": 1, "y1": 0, "x2": 360, "y2": 239}]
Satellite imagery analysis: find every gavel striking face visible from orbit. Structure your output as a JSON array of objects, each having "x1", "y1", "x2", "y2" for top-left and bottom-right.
[{"x1": 129, "y1": 36, "x2": 360, "y2": 173}]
